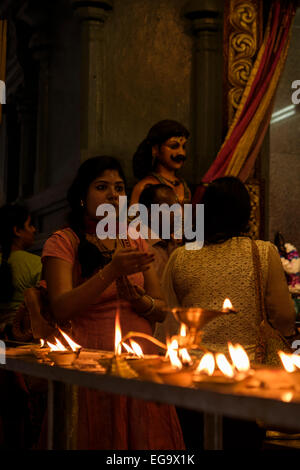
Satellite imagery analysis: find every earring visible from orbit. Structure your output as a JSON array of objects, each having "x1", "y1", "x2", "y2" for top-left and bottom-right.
[{"x1": 80, "y1": 200, "x2": 84, "y2": 207}]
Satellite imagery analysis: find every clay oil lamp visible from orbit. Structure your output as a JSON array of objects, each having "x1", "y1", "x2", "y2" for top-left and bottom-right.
[
  {"x1": 254, "y1": 351, "x2": 300, "y2": 391},
  {"x1": 32, "y1": 339, "x2": 51, "y2": 360},
  {"x1": 156, "y1": 339, "x2": 194, "y2": 387},
  {"x1": 47, "y1": 331, "x2": 81, "y2": 366},
  {"x1": 193, "y1": 343, "x2": 252, "y2": 385}
]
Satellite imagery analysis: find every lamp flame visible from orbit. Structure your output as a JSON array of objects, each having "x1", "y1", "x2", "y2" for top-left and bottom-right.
[
  {"x1": 122, "y1": 342, "x2": 134, "y2": 354},
  {"x1": 40, "y1": 339, "x2": 45, "y2": 348},
  {"x1": 165, "y1": 339, "x2": 178, "y2": 359},
  {"x1": 129, "y1": 340, "x2": 144, "y2": 358},
  {"x1": 222, "y1": 298, "x2": 233, "y2": 310},
  {"x1": 47, "y1": 341, "x2": 59, "y2": 351},
  {"x1": 278, "y1": 351, "x2": 300, "y2": 372},
  {"x1": 58, "y1": 328, "x2": 81, "y2": 351},
  {"x1": 180, "y1": 324, "x2": 187, "y2": 337},
  {"x1": 228, "y1": 343, "x2": 250, "y2": 372},
  {"x1": 179, "y1": 348, "x2": 192, "y2": 365},
  {"x1": 197, "y1": 353, "x2": 215, "y2": 376},
  {"x1": 292, "y1": 354, "x2": 300, "y2": 369},
  {"x1": 216, "y1": 353, "x2": 234, "y2": 377},
  {"x1": 279, "y1": 351, "x2": 296, "y2": 373},
  {"x1": 167, "y1": 339, "x2": 182, "y2": 369},
  {"x1": 47, "y1": 337, "x2": 67, "y2": 351},
  {"x1": 114, "y1": 310, "x2": 122, "y2": 356},
  {"x1": 281, "y1": 391, "x2": 294, "y2": 403},
  {"x1": 55, "y1": 337, "x2": 67, "y2": 351}
]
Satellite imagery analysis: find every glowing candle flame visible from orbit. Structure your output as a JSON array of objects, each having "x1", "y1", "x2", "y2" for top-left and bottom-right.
[
  {"x1": 129, "y1": 340, "x2": 144, "y2": 358},
  {"x1": 47, "y1": 340, "x2": 60, "y2": 351},
  {"x1": 216, "y1": 353, "x2": 234, "y2": 377},
  {"x1": 278, "y1": 351, "x2": 296, "y2": 373},
  {"x1": 228, "y1": 343, "x2": 250, "y2": 372},
  {"x1": 167, "y1": 339, "x2": 182, "y2": 369},
  {"x1": 180, "y1": 324, "x2": 187, "y2": 337},
  {"x1": 122, "y1": 342, "x2": 134, "y2": 354},
  {"x1": 165, "y1": 339, "x2": 179, "y2": 357},
  {"x1": 196, "y1": 353, "x2": 215, "y2": 376},
  {"x1": 292, "y1": 355, "x2": 300, "y2": 369},
  {"x1": 281, "y1": 391, "x2": 294, "y2": 403},
  {"x1": 40, "y1": 339, "x2": 45, "y2": 348},
  {"x1": 55, "y1": 337, "x2": 67, "y2": 351},
  {"x1": 222, "y1": 298, "x2": 233, "y2": 310},
  {"x1": 114, "y1": 310, "x2": 122, "y2": 356},
  {"x1": 179, "y1": 348, "x2": 192, "y2": 365},
  {"x1": 59, "y1": 328, "x2": 81, "y2": 351}
]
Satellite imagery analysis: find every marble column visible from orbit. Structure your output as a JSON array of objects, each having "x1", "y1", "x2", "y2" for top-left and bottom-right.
[
  {"x1": 71, "y1": 0, "x2": 113, "y2": 162},
  {"x1": 183, "y1": 0, "x2": 224, "y2": 182}
]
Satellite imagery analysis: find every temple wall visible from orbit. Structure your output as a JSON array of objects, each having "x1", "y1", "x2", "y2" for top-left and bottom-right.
[
  {"x1": 2, "y1": 0, "x2": 299, "y2": 253},
  {"x1": 102, "y1": 0, "x2": 192, "y2": 187},
  {"x1": 15, "y1": 0, "x2": 223, "y2": 246},
  {"x1": 269, "y1": 10, "x2": 300, "y2": 250}
]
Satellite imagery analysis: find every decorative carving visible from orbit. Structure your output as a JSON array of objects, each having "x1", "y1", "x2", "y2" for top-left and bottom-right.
[
  {"x1": 227, "y1": 1, "x2": 261, "y2": 125},
  {"x1": 245, "y1": 179, "x2": 260, "y2": 240},
  {"x1": 230, "y1": 2, "x2": 257, "y2": 31},
  {"x1": 223, "y1": 2, "x2": 263, "y2": 239}
]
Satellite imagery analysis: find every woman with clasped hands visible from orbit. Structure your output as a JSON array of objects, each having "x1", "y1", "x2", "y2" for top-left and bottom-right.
[{"x1": 42, "y1": 156, "x2": 185, "y2": 450}]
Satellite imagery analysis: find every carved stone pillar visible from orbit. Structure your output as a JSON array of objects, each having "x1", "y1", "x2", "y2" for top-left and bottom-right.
[
  {"x1": 71, "y1": 0, "x2": 113, "y2": 162},
  {"x1": 183, "y1": 0, "x2": 224, "y2": 181}
]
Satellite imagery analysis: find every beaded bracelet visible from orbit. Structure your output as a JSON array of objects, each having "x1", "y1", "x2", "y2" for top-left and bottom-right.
[{"x1": 140, "y1": 294, "x2": 155, "y2": 317}]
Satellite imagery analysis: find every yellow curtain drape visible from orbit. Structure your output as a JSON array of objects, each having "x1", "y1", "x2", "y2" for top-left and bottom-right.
[
  {"x1": 0, "y1": 20, "x2": 7, "y2": 125},
  {"x1": 225, "y1": 32, "x2": 291, "y2": 178},
  {"x1": 193, "y1": 1, "x2": 297, "y2": 198},
  {"x1": 223, "y1": 6, "x2": 295, "y2": 180},
  {"x1": 223, "y1": 16, "x2": 272, "y2": 149}
]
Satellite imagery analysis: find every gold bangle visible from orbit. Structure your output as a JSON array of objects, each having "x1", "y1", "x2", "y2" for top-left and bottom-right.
[{"x1": 140, "y1": 295, "x2": 155, "y2": 317}]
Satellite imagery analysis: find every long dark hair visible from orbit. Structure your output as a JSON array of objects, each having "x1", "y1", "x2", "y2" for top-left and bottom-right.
[
  {"x1": 133, "y1": 120, "x2": 190, "y2": 180},
  {"x1": 202, "y1": 177, "x2": 251, "y2": 244},
  {"x1": 0, "y1": 204, "x2": 29, "y2": 302},
  {"x1": 67, "y1": 156, "x2": 126, "y2": 278}
]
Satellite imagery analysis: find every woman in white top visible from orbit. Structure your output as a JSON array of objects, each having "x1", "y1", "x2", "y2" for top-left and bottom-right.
[{"x1": 163, "y1": 177, "x2": 296, "y2": 360}]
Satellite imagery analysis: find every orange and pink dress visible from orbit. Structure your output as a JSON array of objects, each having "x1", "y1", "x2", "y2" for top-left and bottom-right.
[{"x1": 42, "y1": 228, "x2": 185, "y2": 450}]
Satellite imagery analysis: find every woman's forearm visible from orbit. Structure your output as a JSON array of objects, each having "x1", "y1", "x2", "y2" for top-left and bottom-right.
[
  {"x1": 51, "y1": 263, "x2": 117, "y2": 322},
  {"x1": 131, "y1": 295, "x2": 166, "y2": 323}
]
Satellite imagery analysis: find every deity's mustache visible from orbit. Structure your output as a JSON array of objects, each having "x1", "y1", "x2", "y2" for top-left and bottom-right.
[{"x1": 171, "y1": 155, "x2": 186, "y2": 163}]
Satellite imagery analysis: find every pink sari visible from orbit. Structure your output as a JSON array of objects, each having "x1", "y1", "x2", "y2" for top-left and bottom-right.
[{"x1": 42, "y1": 229, "x2": 185, "y2": 450}]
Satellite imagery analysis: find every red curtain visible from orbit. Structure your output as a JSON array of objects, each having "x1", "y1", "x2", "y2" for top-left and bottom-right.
[{"x1": 193, "y1": 0, "x2": 297, "y2": 204}]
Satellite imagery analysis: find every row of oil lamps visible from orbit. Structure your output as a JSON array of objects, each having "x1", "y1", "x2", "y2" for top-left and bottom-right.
[{"x1": 36, "y1": 311, "x2": 300, "y2": 385}]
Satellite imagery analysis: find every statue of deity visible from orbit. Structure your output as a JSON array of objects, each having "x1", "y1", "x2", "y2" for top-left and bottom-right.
[{"x1": 131, "y1": 120, "x2": 191, "y2": 205}]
